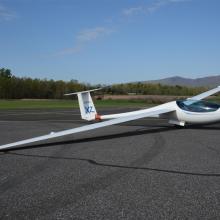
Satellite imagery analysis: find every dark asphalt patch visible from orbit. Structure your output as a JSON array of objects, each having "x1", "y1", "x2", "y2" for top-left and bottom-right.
[{"x1": 0, "y1": 109, "x2": 220, "y2": 219}]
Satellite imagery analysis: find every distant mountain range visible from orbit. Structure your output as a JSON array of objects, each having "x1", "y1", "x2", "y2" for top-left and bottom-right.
[{"x1": 146, "y1": 75, "x2": 220, "y2": 87}]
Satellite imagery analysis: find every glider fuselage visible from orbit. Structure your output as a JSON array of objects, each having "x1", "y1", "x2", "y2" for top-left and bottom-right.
[{"x1": 164, "y1": 100, "x2": 220, "y2": 125}]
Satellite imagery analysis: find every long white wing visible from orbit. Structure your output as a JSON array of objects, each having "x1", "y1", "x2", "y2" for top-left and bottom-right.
[
  {"x1": 0, "y1": 108, "x2": 174, "y2": 151},
  {"x1": 189, "y1": 86, "x2": 220, "y2": 100}
]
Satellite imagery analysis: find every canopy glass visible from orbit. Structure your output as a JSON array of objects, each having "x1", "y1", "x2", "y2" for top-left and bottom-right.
[{"x1": 176, "y1": 100, "x2": 220, "y2": 112}]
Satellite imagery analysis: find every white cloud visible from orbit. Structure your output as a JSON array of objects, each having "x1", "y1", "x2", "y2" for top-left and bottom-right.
[
  {"x1": 168, "y1": 0, "x2": 190, "y2": 2},
  {"x1": 122, "y1": 0, "x2": 190, "y2": 16},
  {"x1": 0, "y1": 4, "x2": 15, "y2": 21},
  {"x1": 55, "y1": 27, "x2": 114, "y2": 56},
  {"x1": 56, "y1": 0, "x2": 190, "y2": 56},
  {"x1": 146, "y1": 1, "x2": 167, "y2": 13},
  {"x1": 77, "y1": 27, "x2": 114, "y2": 42},
  {"x1": 122, "y1": 7, "x2": 143, "y2": 16}
]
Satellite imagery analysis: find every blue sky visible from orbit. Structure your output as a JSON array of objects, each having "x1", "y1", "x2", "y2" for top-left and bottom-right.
[{"x1": 0, "y1": 0, "x2": 220, "y2": 84}]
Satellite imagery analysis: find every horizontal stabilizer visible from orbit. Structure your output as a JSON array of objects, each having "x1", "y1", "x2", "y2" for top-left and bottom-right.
[{"x1": 64, "y1": 88, "x2": 102, "y2": 96}]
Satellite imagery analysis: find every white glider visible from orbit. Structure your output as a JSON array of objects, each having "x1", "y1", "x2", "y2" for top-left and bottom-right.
[{"x1": 0, "y1": 86, "x2": 220, "y2": 151}]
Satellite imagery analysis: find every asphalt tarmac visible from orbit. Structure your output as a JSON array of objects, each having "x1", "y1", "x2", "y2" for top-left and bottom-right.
[{"x1": 0, "y1": 108, "x2": 220, "y2": 219}]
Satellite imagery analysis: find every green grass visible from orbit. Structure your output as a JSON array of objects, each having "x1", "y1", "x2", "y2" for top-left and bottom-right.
[
  {"x1": 0, "y1": 100, "x2": 76, "y2": 109},
  {"x1": 0, "y1": 99, "x2": 151, "y2": 110},
  {"x1": 1, "y1": 96, "x2": 219, "y2": 110}
]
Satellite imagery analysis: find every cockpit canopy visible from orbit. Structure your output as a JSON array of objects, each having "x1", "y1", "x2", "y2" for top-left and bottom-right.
[{"x1": 176, "y1": 100, "x2": 220, "y2": 113}]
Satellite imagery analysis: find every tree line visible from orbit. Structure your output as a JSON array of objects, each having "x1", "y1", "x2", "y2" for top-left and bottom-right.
[
  {"x1": 0, "y1": 68, "x2": 208, "y2": 99},
  {"x1": 0, "y1": 68, "x2": 89, "y2": 99}
]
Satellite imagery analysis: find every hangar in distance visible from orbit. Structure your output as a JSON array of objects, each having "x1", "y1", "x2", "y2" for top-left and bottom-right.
[{"x1": 0, "y1": 86, "x2": 220, "y2": 151}]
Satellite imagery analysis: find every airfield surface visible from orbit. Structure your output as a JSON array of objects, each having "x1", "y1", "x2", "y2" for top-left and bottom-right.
[{"x1": 0, "y1": 108, "x2": 220, "y2": 219}]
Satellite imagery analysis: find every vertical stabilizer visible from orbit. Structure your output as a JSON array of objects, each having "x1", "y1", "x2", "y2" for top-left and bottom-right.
[
  {"x1": 65, "y1": 88, "x2": 101, "y2": 121},
  {"x1": 77, "y1": 91, "x2": 97, "y2": 121}
]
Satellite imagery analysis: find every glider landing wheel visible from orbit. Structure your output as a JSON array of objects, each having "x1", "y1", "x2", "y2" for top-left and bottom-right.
[{"x1": 174, "y1": 124, "x2": 185, "y2": 129}]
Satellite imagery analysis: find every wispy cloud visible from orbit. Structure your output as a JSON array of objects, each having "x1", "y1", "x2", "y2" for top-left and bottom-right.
[
  {"x1": 56, "y1": 0, "x2": 190, "y2": 56},
  {"x1": 122, "y1": 6, "x2": 143, "y2": 16},
  {"x1": 0, "y1": 4, "x2": 15, "y2": 21},
  {"x1": 76, "y1": 27, "x2": 114, "y2": 42},
  {"x1": 122, "y1": 0, "x2": 190, "y2": 16},
  {"x1": 56, "y1": 27, "x2": 114, "y2": 56},
  {"x1": 169, "y1": 0, "x2": 190, "y2": 2}
]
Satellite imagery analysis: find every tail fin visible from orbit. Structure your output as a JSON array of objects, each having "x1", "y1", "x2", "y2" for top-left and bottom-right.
[{"x1": 65, "y1": 88, "x2": 101, "y2": 121}]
